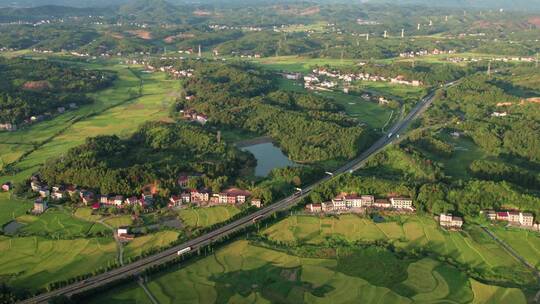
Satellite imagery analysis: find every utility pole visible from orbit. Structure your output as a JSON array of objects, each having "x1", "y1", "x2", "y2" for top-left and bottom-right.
[
  {"x1": 401, "y1": 28, "x2": 404, "y2": 38},
  {"x1": 366, "y1": 33, "x2": 369, "y2": 41},
  {"x1": 487, "y1": 60, "x2": 491, "y2": 76},
  {"x1": 417, "y1": 23, "x2": 420, "y2": 31}
]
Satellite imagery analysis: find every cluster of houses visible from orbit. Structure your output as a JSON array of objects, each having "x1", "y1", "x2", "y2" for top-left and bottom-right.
[
  {"x1": 209, "y1": 24, "x2": 263, "y2": 32},
  {"x1": 304, "y1": 68, "x2": 423, "y2": 89},
  {"x1": 399, "y1": 49, "x2": 457, "y2": 58},
  {"x1": 305, "y1": 193, "x2": 414, "y2": 214},
  {"x1": 0, "y1": 103, "x2": 79, "y2": 132},
  {"x1": 180, "y1": 108, "x2": 208, "y2": 125},
  {"x1": 482, "y1": 210, "x2": 537, "y2": 230},
  {"x1": 446, "y1": 56, "x2": 537, "y2": 64},
  {"x1": 439, "y1": 213, "x2": 463, "y2": 230},
  {"x1": 28, "y1": 177, "x2": 155, "y2": 213},
  {"x1": 168, "y1": 187, "x2": 261, "y2": 209}
]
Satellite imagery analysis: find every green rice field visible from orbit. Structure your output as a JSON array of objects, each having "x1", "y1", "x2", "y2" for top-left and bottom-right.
[
  {"x1": 263, "y1": 215, "x2": 529, "y2": 274},
  {"x1": 0, "y1": 236, "x2": 117, "y2": 291},
  {"x1": 86, "y1": 240, "x2": 527, "y2": 304},
  {"x1": 178, "y1": 206, "x2": 241, "y2": 229},
  {"x1": 0, "y1": 63, "x2": 180, "y2": 184},
  {"x1": 0, "y1": 192, "x2": 33, "y2": 227}
]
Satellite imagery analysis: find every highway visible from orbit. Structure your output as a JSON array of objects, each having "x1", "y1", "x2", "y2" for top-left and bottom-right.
[{"x1": 19, "y1": 83, "x2": 451, "y2": 304}]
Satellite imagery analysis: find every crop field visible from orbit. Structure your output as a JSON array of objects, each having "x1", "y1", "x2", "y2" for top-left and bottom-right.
[
  {"x1": 85, "y1": 282, "x2": 152, "y2": 304},
  {"x1": 253, "y1": 56, "x2": 358, "y2": 73},
  {"x1": 352, "y1": 81, "x2": 427, "y2": 102},
  {"x1": 470, "y1": 279, "x2": 527, "y2": 304},
  {"x1": 0, "y1": 64, "x2": 180, "y2": 184},
  {"x1": 178, "y1": 206, "x2": 240, "y2": 229},
  {"x1": 0, "y1": 236, "x2": 117, "y2": 291},
  {"x1": 85, "y1": 240, "x2": 526, "y2": 304},
  {"x1": 124, "y1": 231, "x2": 180, "y2": 259},
  {"x1": 16, "y1": 208, "x2": 110, "y2": 238},
  {"x1": 263, "y1": 215, "x2": 526, "y2": 273},
  {"x1": 276, "y1": 78, "x2": 394, "y2": 129},
  {"x1": 491, "y1": 227, "x2": 540, "y2": 270},
  {"x1": 0, "y1": 192, "x2": 33, "y2": 227},
  {"x1": 103, "y1": 215, "x2": 134, "y2": 228},
  {"x1": 74, "y1": 207, "x2": 103, "y2": 222}
]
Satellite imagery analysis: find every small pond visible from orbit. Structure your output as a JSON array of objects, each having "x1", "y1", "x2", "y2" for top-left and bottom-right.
[{"x1": 241, "y1": 142, "x2": 295, "y2": 177}]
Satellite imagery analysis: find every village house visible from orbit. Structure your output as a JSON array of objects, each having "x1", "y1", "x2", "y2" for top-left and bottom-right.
[
  {"x1": 168, "y1": 195, "x2": 183, "y2": 208},
  {"x1": 390, "y1": 197, "x2": 414, "y2": 210},
  {"x1": 1, "y1": 182, "x2": 11, "y2": 192},
  {"x1": 38, "y1": 188, "x2": 50, "y2": 198},
  {"x1": 439, "y1": 213, "x2": 463, "y2": 229},
  {"x1": 125, "y1": 196, "x2": 139, "y2": 206},
  {"x1": 305, "y1": 203, "x2": 328, "y2": 213},
  {"x1": 190, "y1": 189, "x2": 210, "y2": 203},
  {"x1": 141, "y1": 194, "x2": 154, "y2": 206},
  {"x1": 33, "y1": 198, "x2": 48, "y2": 214},
  {"x1": 491, "y1": 211, "x2": 535, "y2": 227},
  {"x1": 373, "y1": 198, "x2": 391, "y2": 209},
  {"x1": 181, "y1": 192, "x2": 191, "y2": 203},
  {"x1": 0, "y1": 123, "x2": 17, "y2": 131},
  {"x1": 251, "y1": 199, "x2": 262, "y2": 208}
]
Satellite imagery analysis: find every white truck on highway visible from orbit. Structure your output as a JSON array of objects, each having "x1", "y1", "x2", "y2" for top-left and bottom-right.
[{"x1": 177, "y1": 247, "x2": 191, "y2": 256}]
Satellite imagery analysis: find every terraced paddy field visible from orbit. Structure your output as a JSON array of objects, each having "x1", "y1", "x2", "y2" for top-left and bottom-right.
[
  {"x1": 263, "y1": 215, "x2": 530, "y2": 275},
  {"x1": 253, "y1": 56, "x2": 358, "y2": 73},
  {"x1": 85, "y1": 240, "x2": 527, "y2": 304},
  {"x1": 0, "y1": 236, "x2": 117, "y2": 291},
  {"x1": 15, "y1": 208, "x2": 110, "y2": 238},
  {"x1": 0, "y1": 64, "x2": 180, "y2": 184},
  {"x1": 0, "y1": 192, "x2": 33, "y2": 227},
  {"x1": 103, "y1": 215, "x2": 134, "y2": 228},
  {"x1": 178, "y1": 206, "x2": 241, "y2": 229},
  {"x1": 491, "y1": 227, "x2": 540, "y2": 270},
  {"x1": 124, "y1": 230, "x2": 180, "y2": 260}
]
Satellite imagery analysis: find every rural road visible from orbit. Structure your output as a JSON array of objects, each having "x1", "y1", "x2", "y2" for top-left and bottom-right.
[{"x1": 18, "y1": 82, "x2": 455, "y2": 304}]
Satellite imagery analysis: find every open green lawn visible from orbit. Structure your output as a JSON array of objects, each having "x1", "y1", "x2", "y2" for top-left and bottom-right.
[
  {"x1": 178, "y1": 206, "x2": 240, "y2": 229},
  {"x1": 0, "y1": 192, "x2": 33, "y2": 227},
  {"x1": 264, "y1": 215, "x2": 525, "y2": 273},
  {"x1": 16, "y1": 208, "x2": 109, "y2": 238},
  {"x1": 491, "y1": 227, "x2": 540, "y2": 270},
  {"x1": 86, "y1": 240, "x2": 526, "y2": 304},
  {"x1": 0, "y1": 236, "x2": 117, "y2": 291},
  {"x1": 124, "y1": 231, "x2": 180, "y2": 260},
  {"x1": 0, "y1": 63, "x2": 180, "y2": 184}
]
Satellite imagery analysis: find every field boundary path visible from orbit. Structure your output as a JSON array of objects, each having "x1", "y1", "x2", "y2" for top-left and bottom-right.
[
  {"x1": 138, "y1": 276, "x2": 159, "y2": 304},
  {"x1": 480, "y1": 226, "x2": 540, "y2": 302}
]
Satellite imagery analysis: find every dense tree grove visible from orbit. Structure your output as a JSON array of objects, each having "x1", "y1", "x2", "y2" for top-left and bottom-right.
[
  {"x1": 0, "y1": 58, "x2": 115, "y2": 124},
  {"x1": 425, "y1": 72, "x2": 540, "y2": 164},
  {"x1": 39, "y1": 122, "x2": 255, "y2": 195},
  {"x1": 176, "y1": 62, "x2": 374, "y2": 162}
]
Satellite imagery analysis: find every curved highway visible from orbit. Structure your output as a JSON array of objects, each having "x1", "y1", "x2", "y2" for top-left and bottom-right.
[{"x1": 19, "y1": 82, "x2": 455, "y2": 304}]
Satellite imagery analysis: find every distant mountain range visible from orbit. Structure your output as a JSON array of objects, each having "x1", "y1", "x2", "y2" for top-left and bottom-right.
[{"x1": 1, "y1": 0, "x2": 539, "y2": 11}]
